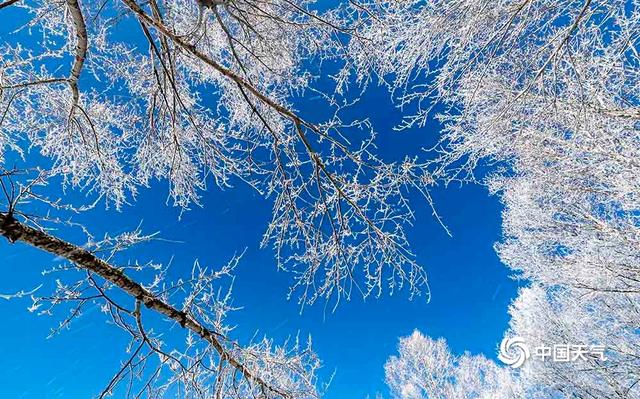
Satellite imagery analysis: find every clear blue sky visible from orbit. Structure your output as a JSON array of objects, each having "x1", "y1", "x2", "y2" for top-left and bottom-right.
[{"x1": 0, "y1": 5, "x2": 520, "y2": 398}]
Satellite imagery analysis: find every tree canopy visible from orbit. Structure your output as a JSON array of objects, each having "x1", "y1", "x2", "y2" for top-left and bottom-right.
[{"x1": 1, "y1": 0, "x2": 638, "y2": 398}]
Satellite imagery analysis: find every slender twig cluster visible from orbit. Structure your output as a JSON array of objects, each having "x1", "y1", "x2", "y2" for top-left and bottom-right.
[{"x1": 0, "y1": 0, "x2": 439, "y2": 307}]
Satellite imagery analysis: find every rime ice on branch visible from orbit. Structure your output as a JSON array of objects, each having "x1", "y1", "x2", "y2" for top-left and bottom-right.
[
  {"x1": 351, "y1": 1, "x2": 640, "y2": 396},
  {"x1": 0, "y1": 0, "x2": 440, "y2": 307}
]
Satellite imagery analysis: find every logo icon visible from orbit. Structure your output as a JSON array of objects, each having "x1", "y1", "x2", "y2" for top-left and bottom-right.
[{"x1": 498, "y1": 336, "x2": 530, "y2": 368}]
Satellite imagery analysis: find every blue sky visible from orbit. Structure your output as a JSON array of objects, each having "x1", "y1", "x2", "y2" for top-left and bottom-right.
[
  {"x1": 0, "y1": 99, "x2": 519, "y2": 398},
  {"x1": 0, "y1": 5, "x2": 520, "y2": 398}
]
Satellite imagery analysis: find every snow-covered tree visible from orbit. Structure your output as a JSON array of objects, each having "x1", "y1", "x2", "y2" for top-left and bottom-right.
[
  {"x1": 3, "y1": 0, "x2": 638, "y2": 395},
  {"x1": 508, "y1": 285, "x2": 640, "y2": 398},
  {"x1": 363, "y1": 0, "x2": 640, "y2": 396},
  {"x1": 385, "y1": 331, "x2": 522, "y2": 399}
]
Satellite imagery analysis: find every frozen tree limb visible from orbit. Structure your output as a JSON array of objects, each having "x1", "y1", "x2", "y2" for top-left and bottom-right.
[
  {"x1": 0, "y1": 0, "x2": 21, "y2": 10},
  {"x1": 66, "y1": 0, "x2": 87, "y2": 110},
  {"x1": 0, "y1": 211, "x2": 318, "y2": 398}
]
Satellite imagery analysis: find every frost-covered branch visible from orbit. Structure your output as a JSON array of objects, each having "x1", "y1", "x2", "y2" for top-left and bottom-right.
[
  {"x1": 0, "y1": 0, "x2": 441, "y2": 306},
  {"x1": 66, "y1": 0, "x2": 87, "y2": 110},
  {"x1": 0, "y1": 211, "x2": 319, "y2": 398}
]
